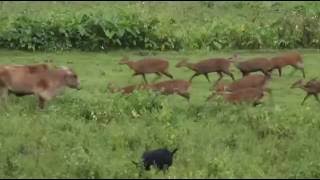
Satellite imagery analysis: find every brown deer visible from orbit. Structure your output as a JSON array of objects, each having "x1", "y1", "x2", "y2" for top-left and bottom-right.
[
  {"x1": 175, "y1": 58, "x2": 235, "y2": 86},
  {"x1": 269, "y1": 51, "x2": 305, "y2": 78},
  {"x1": 214, "y1": 74, "x2": 271, "y2": 92},
  {"x1": 119, "y1": 56, "x2": 173, "y2": 84},
  {"x1": 146, "y1": 79, "x2": 191, "y2": 100},
  {"x1": 107, "y1": 82, "x2": 146, "y2": 95},
  {"x1": 208, "y1": 87, "x2": 269, "y2": 106},
  {"x1": 291, "y1": 78, "x2": 320, "y2": 105},
  {"x1": 107, "y1": 80, "x2": 191, "y2": 100},
  {"x1": 229, "y1": 53, "x2": 273, "y2": 77}
]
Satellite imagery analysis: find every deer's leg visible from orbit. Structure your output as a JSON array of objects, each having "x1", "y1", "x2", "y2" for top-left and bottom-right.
[
  {"x1": 295, "y1": 66, "x2": 305, "y2": 78},
  {"x1": 204, "y1": 73, "x2": 210, "y2": 82},
  {"x1": 223, "y1": 70, "x2": 235, "y2": 81},
  {"x1": 314, "y1": 94, "x2": 320, "y2": 103},
  {"x1": 301, "y1": 93, "x2": 311, "y2": 105},
  {"x1": 211, "y1": 72, "x2": 223, "y2": 89},
  {"x1": 155, "y1": 72, "x2": 162, "y2": 77},
  {"x1": 253, "y1": 101, "x2": 262, "y2": 107},
  {"x1": 291, "y1": 64, "x2": 305, "y2": 78},
  {"x1": 161, "y1": 71, "x2": 174, "y2": 79},
  {"x1": 178, "y1": 91, "x2": 190, "y2": 101},
  {"x1": 206, "y1": 92, "x2": 216, "y2": 102},
  {"x1": 277, "y1": 68, "x2": 282, "y2": 77},
  {"x1": 211, "y1": 72, "x2": 223, "y2": 90},
  {"x1": 152, "y1": 72, "x2": 162, "y2": 82},
  {"x1": 132, "y1": 72, "x2": 139, "y2": 76},
  {"x1": 189, "y1": 73, "x2": 200, "y2": 82},
  {"x1": 241, "y1": 70, "x2": 247, "y2": 77},
  {"x1": 301, "y1": 68, "x2": 306, "y2": 78},
  {"x1": 213, "y1": 72, "x2": 223, "y2": 86},
  {"x1": 142, "y1": 74, "x2": 148, "y2": 84},
  {"x1": 262, "y1": 70, "x2": 271, "y2": 77}
]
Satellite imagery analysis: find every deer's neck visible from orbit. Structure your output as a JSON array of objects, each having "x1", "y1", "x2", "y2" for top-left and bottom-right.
[
  {"x1": 233, "y1": 61, "x2": 241, "y2": 68},
  {"x1": 298, "y1": 83, "x2": 309, "y2": 91},
  {"x1": 184, "y1": 62, "x2": 196, "y2": 71},
  {"x1": 125, "y1": 61, "x2": 136, "y2": 69}
]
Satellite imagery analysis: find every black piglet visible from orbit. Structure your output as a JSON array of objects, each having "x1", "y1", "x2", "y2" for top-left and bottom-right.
[{"x1": 133, "y1": 148, "x2": 178, "y2": 171}]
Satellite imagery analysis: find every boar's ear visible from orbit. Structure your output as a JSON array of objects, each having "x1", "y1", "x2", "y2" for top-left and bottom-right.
[
  {"x1": 62, "y1": 70, "x2": 73, "y2": 81},
  {"x1": 61, "y1": 66, "x2": 74, "y2": 75},
  {"x1": 61, "y1": 66, "x2": 74, "y2": 72}
]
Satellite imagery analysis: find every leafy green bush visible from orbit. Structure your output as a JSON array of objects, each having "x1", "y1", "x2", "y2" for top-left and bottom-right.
[
  {"x1": 0, "y1": 10, "x2": 183, "y2": 51},
  {"x1": 1, "y1": 2, "x2": 320, "y2": 51}
]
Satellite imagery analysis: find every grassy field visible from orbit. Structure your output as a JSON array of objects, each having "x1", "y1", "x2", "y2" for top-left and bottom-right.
[{"x1": 1, "y1": 49, "x2": 320, "y2": 178}]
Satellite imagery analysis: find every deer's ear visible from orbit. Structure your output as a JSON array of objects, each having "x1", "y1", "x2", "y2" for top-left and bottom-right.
[{"x1": 122, "y1": 56, "x2": 129, "y2": 61}]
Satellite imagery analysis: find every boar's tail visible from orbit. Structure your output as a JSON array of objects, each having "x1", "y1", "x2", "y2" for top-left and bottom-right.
[
  {"x1": 171, "y1": 148, "x2": 178, "y2": 156},
  {"x1": 131, "y1": 160, "x2": 139, "y2": 167}
]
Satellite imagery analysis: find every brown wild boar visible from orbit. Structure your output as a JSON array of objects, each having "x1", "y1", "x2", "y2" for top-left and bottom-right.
[
  {"x1": 0, "y1": 66, "x2": 80, "y2": 109},
  {"x1": 0, "y1": 63, "x2": 52, "y2": 75},
  {"x1": 0, "y1": 63, "x2": 54, "y2": 97}
]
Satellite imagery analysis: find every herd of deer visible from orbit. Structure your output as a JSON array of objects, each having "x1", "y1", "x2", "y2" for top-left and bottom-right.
[
  {"x1": 108, "y1": 51, "x2": 319, "y2": 106},
  {"x1": 0, "y1": 51, "x2": 319, "y2": 109}
]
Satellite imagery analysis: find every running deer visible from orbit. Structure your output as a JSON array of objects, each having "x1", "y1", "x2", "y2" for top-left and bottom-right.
[
  {"x1": 228, "y1": 53, "x2": 273, "y2": 77},
  {"x1": 175, "y1": 58, "x2": 235, "y2": 86},
  {"x1": 146, "y1": 79, "x2": 191, "y2": 100},
  {"x1": 210, "y1": 87, "x2": 269, "y2": 106},
  {"x1": 291, "y1": 78, "x2": 320, "y2": 105},
  {"x1": 214, "y1": 74, "x2": 271, "y2": 92},
  {"x1": 107, "y1": 82, "x2": 146, "y2": 95},
  {"x1": 119, "y1": 56, "x2": 173, "y2": 84},
  {"x1": 107, "y1": 80, "x2": 191, "y2": 100},
  {"x1": 269, "y1": 51, "x2": 305, "y2": 78}
]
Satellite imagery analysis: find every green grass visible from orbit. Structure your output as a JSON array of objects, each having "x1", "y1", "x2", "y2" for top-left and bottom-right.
[{"x1": 1, "y1": 49, "x2": 320, "y2": 178}]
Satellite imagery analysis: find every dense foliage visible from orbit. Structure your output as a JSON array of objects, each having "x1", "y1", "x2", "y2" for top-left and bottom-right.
[{"x1": 1, "y1": 2, "x2": 320, "y2": 51}]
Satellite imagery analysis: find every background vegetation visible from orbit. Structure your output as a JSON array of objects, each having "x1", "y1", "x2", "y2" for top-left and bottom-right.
[{"x1": 1, "y1": 1, "x2": 320, "y2": 51}]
